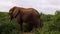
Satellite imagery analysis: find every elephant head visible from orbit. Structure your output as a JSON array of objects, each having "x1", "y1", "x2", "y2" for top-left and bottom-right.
[{"x1": 8, "y1": 6, "x2": 20, "y2": 22}]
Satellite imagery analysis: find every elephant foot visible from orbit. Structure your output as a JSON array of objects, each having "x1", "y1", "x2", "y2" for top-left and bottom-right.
[{"x1": 30, "y1": 28, "x2": 35, "y2": 33}]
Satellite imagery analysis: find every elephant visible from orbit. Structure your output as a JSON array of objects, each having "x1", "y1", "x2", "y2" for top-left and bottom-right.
[{"x1": 8, "y1": 6, "x2": 42, "y2": 32}]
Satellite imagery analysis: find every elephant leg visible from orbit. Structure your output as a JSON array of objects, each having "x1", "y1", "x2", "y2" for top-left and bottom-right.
[
  {"x1": 37, "y1": 19, "x2": 43, "y2": 31},
  {"x1": 35, "y1": 18, "x2": 42, "y2": 32},
  {"x1": 16, "y1": 16, "x2": 23, "y2": 32},
  {"x1": 28, "y1": 22, "x2": 35, "y2": 33},
  {"x1": 16, "y1": 19, "x2": 23, "y2": 32},
  {"x1": 19, "y1": 21, "x2": 23, "y2": 32}
]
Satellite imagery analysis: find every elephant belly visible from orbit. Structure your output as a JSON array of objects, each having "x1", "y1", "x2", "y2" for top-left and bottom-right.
[{"x1": 22, "y1": 13, "x2": 33, "y2": 22}]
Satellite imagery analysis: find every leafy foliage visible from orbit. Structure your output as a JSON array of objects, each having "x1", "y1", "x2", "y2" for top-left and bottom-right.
[{"x1": 0, "y1": 10, "x2": 60, "y2": 34}]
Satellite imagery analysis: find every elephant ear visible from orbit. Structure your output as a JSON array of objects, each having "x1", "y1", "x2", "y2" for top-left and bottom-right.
[{"x1": 13, "y1": 9, "x2": 20, "y2": 18}]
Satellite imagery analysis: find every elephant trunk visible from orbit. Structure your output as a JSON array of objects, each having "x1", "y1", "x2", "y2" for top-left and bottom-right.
[
  {"x1": 9, "y1": 15, "x2": 13, "y2": 23},
  {"x1": 9, "y1": 16, "x2": 11, "y2": 23}
]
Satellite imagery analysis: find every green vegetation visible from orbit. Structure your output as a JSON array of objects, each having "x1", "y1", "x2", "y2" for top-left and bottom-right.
[{"x1": 0, "y1": 10, "x2": 60, "y2": 34}]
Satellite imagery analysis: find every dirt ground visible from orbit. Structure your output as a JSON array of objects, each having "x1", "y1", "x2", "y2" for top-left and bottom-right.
[{"x1": 22, "y1": 32, "x2": 35, "y2": 34}]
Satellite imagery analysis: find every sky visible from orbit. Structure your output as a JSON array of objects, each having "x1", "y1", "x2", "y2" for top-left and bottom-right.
[{"x1": 0, "y1": 0, "x2": 60, "y2": 15}]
